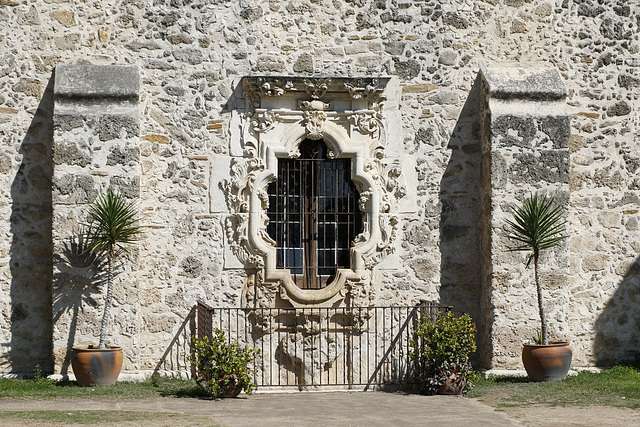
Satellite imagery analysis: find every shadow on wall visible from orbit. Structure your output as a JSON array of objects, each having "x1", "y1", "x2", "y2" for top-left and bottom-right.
[
  {"x1": 7, "y1": 74, "x2": 55, "y2": 374},
  {"x1": 593, "y1": 256, "x2": 640, "y2": 366},
  {"x1": 438, "y1": 75, "x2": 486, "y2": 364},
  {"x1": 51, "y1": 236, "x2": 106, "y2": 375}
]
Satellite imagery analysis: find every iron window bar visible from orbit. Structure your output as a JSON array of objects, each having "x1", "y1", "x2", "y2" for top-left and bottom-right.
[{"x1": 267, "y1": 139, "x2": 361, "y2": 290}]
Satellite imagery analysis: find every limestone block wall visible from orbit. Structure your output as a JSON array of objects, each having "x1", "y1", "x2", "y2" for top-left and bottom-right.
[{"x1": 0, "y1": 0, "x2": 638, "y2": 375}]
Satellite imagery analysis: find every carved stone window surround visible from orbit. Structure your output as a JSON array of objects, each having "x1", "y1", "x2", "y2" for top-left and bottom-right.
[
  {"x1": 226, "y1": 76, "x2": 404, "y2": 308},
  {"x1": 250, "y1": 121, "x2": 378, "y2": 305}
]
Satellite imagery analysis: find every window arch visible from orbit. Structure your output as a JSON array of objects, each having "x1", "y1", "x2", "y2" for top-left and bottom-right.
[{"x1": 266, "y1": 139, "x2": 362, "y2": 290}]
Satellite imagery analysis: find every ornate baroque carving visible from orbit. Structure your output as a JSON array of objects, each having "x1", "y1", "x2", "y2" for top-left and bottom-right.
[
  {"x1": 243, "y1": 76, "x2": 389, "y2": 104},
  {"x1": 250, "y1": 110, "x2": 278, "y2": 134},
  {"x1": 231, "y1": 76, "x2": 399, "y2": 308},
  {"x1": 362, "y1": 156, "x2": 406, "y2": 269},
  {"x1": 244, "y1": 272, "x2": 280, "y2": 310},
  {"x1": 221, "y1": 157, "x2": 267, "y2": 269},
  {"x1": 348, "y1": 111, "x2": 385, "y2": 141},
  {"x1": 304, "y1": 78, "x2": 331, "y2": 99},
  {"x1": 298, "y1": 99, "x2": 332, "y2": 111},
  {"x1": 342, "y1": 273, "x2": 374, "y2": 310},
  {"x1": 304, "y1": 110, "x2": 327, "y2": 140},
  {"x1": 256, "y1": 77, "x2": 293, "y2": 97},
  {"x1": 343, "y1": 78, "x2": 382, "y2": 100}
]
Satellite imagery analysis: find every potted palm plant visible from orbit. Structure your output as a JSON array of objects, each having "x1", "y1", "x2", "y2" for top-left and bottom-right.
[
  {"x1": 506, "y1": 193, "x2": 571, "y2": 381},
  {"x1": 71, "y1": 189, "x2": 143, "y2": 386}
]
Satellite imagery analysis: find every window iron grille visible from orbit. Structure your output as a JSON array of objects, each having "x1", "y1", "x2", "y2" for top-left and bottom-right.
[{"x1": 267, "y1": 139, "x2": 362, "y2": 290}]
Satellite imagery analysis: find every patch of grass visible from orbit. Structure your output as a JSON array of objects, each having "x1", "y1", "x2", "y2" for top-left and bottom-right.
[
  {"x1": 468, "y1": 364, "x2": 640, "y2": 410},
  {"x1": 0, "y1": 410, "x2": 216, "y2": 425},
  {"x1": 0, "y1": 376, "x2": 207, "y2": 400}
]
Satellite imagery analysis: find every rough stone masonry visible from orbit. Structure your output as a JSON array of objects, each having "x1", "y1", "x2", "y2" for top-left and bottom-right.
[{"x1": 0, "y1": 0, "x2": 638, "y2": 377}]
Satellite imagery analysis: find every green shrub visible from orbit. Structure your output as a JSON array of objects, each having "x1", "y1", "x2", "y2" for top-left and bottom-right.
[
  {"x1": 410, "y1": 311, "x2": 477, "y2": 394},
  {"x1": 189, "y1": 329, "x2": 259, "y2": 399}
]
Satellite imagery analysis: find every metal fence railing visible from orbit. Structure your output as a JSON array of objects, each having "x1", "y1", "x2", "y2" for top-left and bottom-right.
[
  {"x1": 196, "y1": 300, "x2": 451, "y2": 390},
  {"x1": 153, "y1": 306, "x2": 196, "y2": 378}
]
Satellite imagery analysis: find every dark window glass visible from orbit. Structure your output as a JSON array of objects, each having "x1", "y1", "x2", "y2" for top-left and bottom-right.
[{"x1": 266, "y1": 139, "x2": 362, "y2": 289}]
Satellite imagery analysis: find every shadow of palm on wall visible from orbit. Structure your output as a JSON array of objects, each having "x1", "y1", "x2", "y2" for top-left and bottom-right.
[{"x1": 52, "y1": 234, "x2": 107, "y2": 375}]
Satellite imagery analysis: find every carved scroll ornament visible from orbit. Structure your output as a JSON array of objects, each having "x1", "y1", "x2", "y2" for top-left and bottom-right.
[
  {"x1": 221, "y1": 157, "x2": 267, "y2": 269},
  {"x1": 243, "y1": 76, "x2": 389, "y2": 105},
  {"x1": 348, "y1": 111, "x2": 385, "y2": 141},
  {"x1": 361, "y1": 156, "x2": 406, "y2": 269}
]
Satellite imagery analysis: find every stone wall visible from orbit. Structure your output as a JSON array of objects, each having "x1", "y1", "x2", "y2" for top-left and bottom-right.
[{"x1": 0, "y1": 0, "x2": 638, "y2": 375}]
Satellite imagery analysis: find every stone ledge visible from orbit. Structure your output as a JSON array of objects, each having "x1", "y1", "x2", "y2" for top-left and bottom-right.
[
  {"x1": 483, "y1": 367, "x2": 602, "y2": 378},
  {"x1": 54, "y1": 64, "x2": 140, "y2": 100},
  {"x1": 481, "y1": 67, "x2": 567, "y2": 101}
]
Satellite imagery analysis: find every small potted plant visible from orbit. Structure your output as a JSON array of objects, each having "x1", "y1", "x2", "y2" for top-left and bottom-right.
[
  {"x1": 71, "y1": 189, "x2": 143, "y2": 386},
  {"x1": 190, "y1": 328, "x2": 260, "y2": 398},
  {"x1": 410, "y1": 311, "x2": 477, "y2": 395},
  {"x1": 506, "y1": 193, "x2": 571, "y2": 381}
]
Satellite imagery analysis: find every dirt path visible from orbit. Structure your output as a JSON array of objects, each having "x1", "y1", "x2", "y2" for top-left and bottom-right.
[
  {"x1": 0, "y1": 393, "x2": 519, "y2": 426},
  {"x1": 1, "y1": 394, "x2": 638, "y2": 426}
]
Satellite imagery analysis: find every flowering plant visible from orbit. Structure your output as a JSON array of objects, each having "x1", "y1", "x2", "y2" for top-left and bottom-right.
[
  {"x1": 410, "y1": 311, "x2": 477, "y2": 394},
  {"x1": 190, "y1": 329, "x2": 259, "y2": 398}
]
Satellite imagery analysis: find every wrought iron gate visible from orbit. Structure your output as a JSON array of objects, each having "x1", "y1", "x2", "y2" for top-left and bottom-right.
[{"x1": 196, "y1": 300, "x2": 450, "y2": 390}]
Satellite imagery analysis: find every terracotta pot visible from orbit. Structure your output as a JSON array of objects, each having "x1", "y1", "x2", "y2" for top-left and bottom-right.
[
  {"x1": 217, "y1": 374, "x2": 242, "y2": 398},
  {"x1": 437, "y1": 369, "x2": 467, "y2": 395},
  {"x1": 522, "y1": 341, "x2": 572, "y2": 382},
  {"x1": 71, "y1": 345, "x2": 123, "y2": 386},
  {"x1": 218, "y1": 383, "x2": 243, "y2": 398}
]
